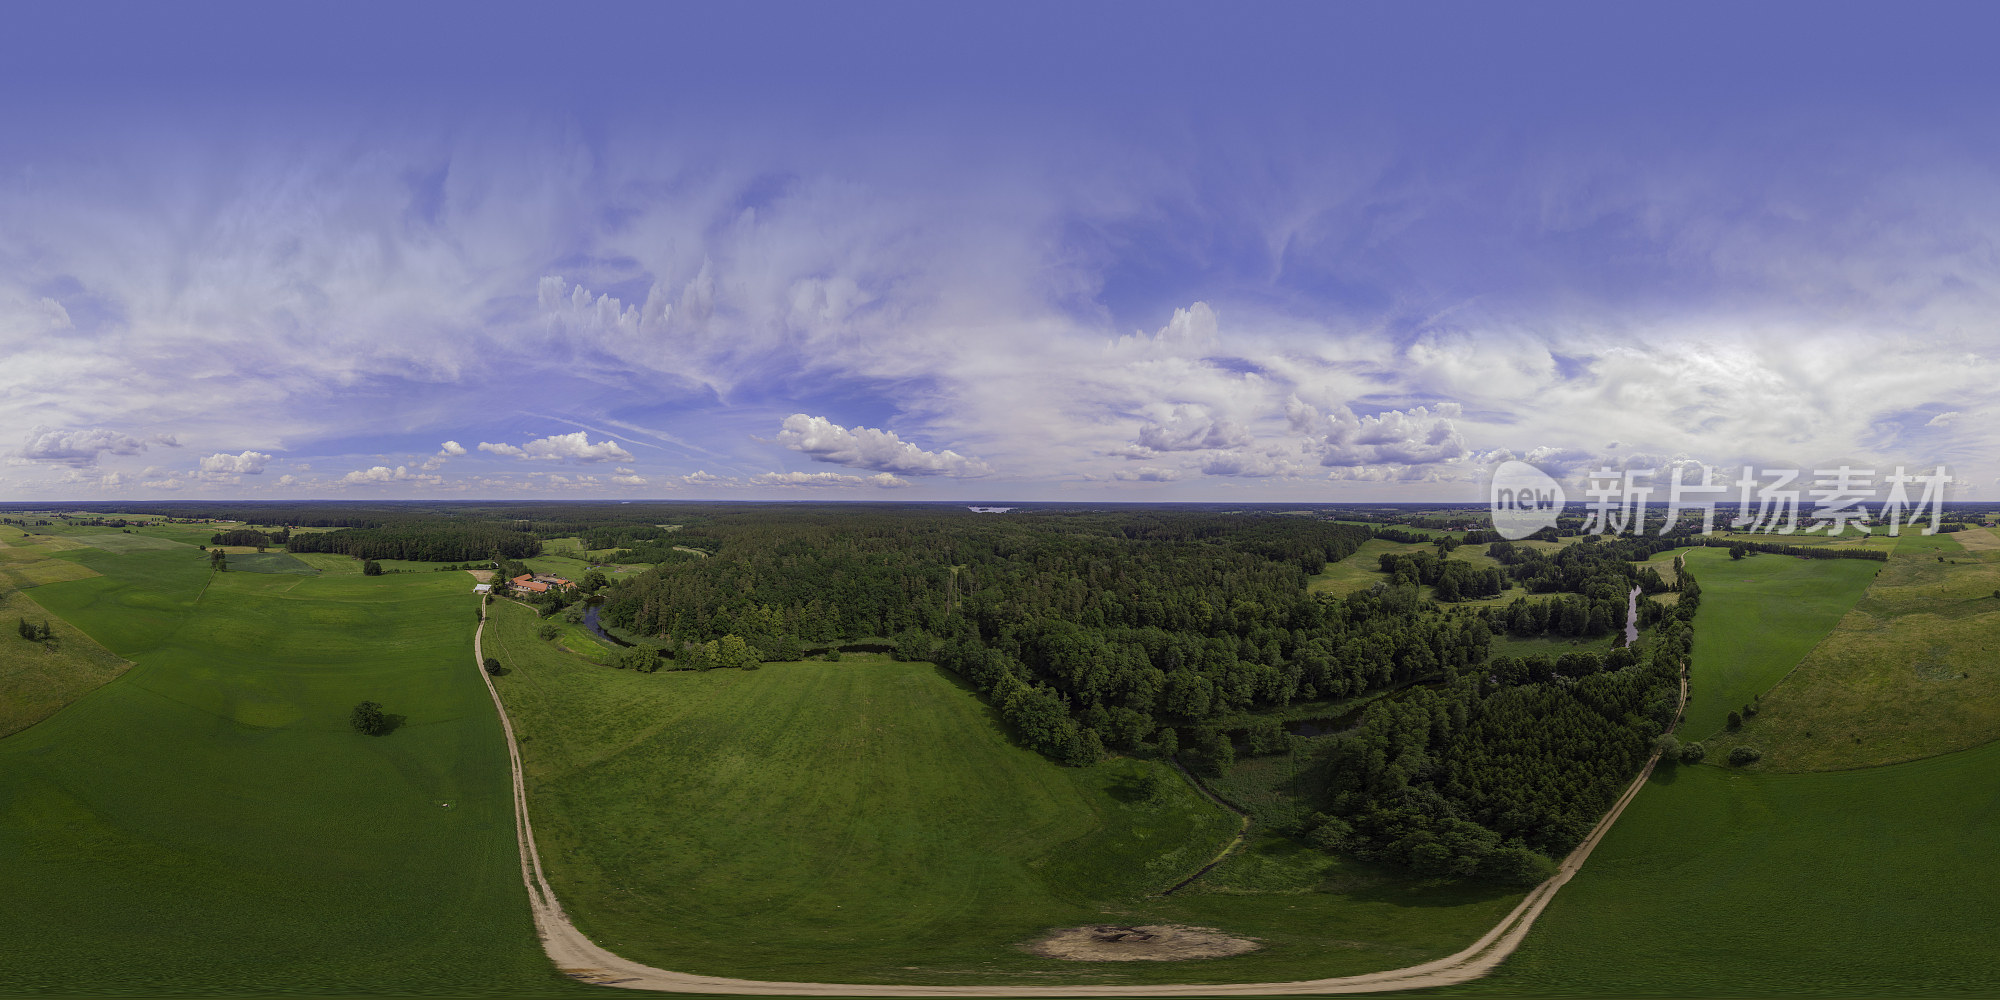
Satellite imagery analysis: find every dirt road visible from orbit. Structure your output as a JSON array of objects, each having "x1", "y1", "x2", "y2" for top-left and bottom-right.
[{"x1": 473, "y1": 606, "x2": 1687, "y2": 995}]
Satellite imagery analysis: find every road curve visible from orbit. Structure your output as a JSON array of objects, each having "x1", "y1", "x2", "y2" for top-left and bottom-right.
[{"x1": 473, "y1": 603, "x2": 1687, "y2": 995}]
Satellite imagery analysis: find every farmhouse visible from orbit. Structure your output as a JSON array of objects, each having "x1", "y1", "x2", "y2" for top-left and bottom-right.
[{"x1": 509, "y1": 573, "x2": 575, "y2": 594}]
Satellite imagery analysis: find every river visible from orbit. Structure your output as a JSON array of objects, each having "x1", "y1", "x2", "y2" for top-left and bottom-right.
[{"x1": 1624, "y1": 585, "x2": 1641, "y2": 646}]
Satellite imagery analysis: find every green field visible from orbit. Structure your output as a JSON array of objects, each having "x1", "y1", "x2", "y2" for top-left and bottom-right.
[
  {"x1": 0, "y1": 545, "x2": 574, "y2": 995},
  {"x1": 0, "y1": 587, "x2": 131, "y2": 740},
  {"x1": 1463, "y1": 741, "x2": 2000, "y2": 995},
  {"x1": 1674, "y1": 545, "x2": 1881, "y2": 740},
  {"x1": 485, "y1": 599, "x2": 1521, "y2": 986},
  {"x1": 1707, "y1": 528, "x2": 2000, "y2": 770}
]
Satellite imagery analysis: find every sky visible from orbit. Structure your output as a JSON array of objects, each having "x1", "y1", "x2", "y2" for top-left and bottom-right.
[{"x1": 6, "y1": 1, "x2": 2000, "y2": 501}]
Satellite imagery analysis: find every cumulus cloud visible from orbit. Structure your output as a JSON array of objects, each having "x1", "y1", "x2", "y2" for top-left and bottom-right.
[
  {"x1": 1134, "y1": 404, "x2": 1252, "y2": 452},
  {"x1": 775, "y1": 414, "x2": 990, "y2": 476},
  {"x1": 1294, "y1": 401, "x2": 1472, "y2": 469},
  {"x1": 680, "y1": 470, "x2": 733, "y2": 485},
  {"x1": 750, "y1": 469, "x2": 914, "y2": 489},
  {"x1": 275, "y1": 474, "x2": 300, "y2": 487},
  {"x1": 1113, "y1": 466, "x2": 1183, "y2": 482},
  {"x1": 1200, "y1": 453, "x2": 1296, "y2": 478},
  {"x1": 199, "y1": 450, "x2": 272, "y2": 475},
  {"x1": 478, "y1": 432, "x2": 634, "y2": 463},
  {"x1": 611, "y1": 474, "x2": 647, "y2": 486},
  {"x1": 340, "y1": 465, "x2": 441, "y2": 485},
  {"x1": 19, "y1": 426, "x2": 170, "y2": 466},
  {"x1": 440, "y1": 440, "x2": 467, "y2": 456}
]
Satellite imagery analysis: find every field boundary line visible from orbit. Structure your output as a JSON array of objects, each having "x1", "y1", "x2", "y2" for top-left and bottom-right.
[{"x1": 474, "y1": 599, "x2": 1682, "y2": 996}]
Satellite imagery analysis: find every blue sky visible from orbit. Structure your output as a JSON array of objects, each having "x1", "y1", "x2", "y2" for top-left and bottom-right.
[{"x1": 5, "y1": 2, "x2": 2000, "y2": 500}]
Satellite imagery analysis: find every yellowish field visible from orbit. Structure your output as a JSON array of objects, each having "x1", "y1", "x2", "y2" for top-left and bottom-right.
[{"x1": 1708, "y1": 528, "x2": 2000, "y2": 770}]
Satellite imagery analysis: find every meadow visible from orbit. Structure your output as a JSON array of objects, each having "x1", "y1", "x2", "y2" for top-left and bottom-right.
[
  {"x1": 1707, "y1": 527, "x2": 2000, "y2": 770},
  {"x1": 1461, "y1": 741, "x2": 2000, "y2": 995},
  {"x1": 0, "y1": 541, "x2": 576, "y2": 995},
  {"x1": 1671, "y1": 544, "x2": 1880, "y2": 740},
  {"x1": 484, "y1": 599, "x2": 1522, "y2": 986}
]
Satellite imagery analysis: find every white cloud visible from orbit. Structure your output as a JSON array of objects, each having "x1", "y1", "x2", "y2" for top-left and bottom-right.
[
  {"x1": 1927, "y1": 411, "x2": 1960, "y2": 427},
  {"x1": 1134, "y1": 404, "x2": 1252, "y2": 452},
  {"x1": 752, "y1": 470, "x2": 865, "y2": 486},
  {"x1": 1114, "y1": 466, "x2": 1183, "y2": 482},
  {"x1": 199, "y1": 450, "x2": 272, "y2": 475},
  {"x1": 775, "y1": 414, "x2": 990, "y2": 476},
  {"x1": 748, "y1": 469, "x2": 915, "y2": 489},
  {"x1": 478, "y1": 432, "x2": 634, "y2": 463},
  {"x1": 440, "y1": 440, "x2": 467, "y2": 456},
  {"x1": 681, "y1": 470, "x2": 733, "y2": 485},
  {"x1": 340, "y1": 465, "x2": 441, "y2": 486},
  {"x1": 19, "y1": 426, "x2": 158, "y2": 466},
  {"x1": 611, "y1": 474, "x2": 647, "y2": 486},
  {"x1": 34, "y1": 297, "x2": 73, "y2": 331},
  {"x1": 275, "y1": 474, "x2": 300, "y2": 487}
]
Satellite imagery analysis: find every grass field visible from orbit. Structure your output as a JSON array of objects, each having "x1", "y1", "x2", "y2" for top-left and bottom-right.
[
  {"x1": 485, "y1": 599, "x2": 1521, "y2": 986},
  {"x1": 0, "y1": 587, "x2": 131, "y2": 740},
  {"x1": 1707, "y1": 528, "x2": 2000, "y2": 770},
  {"x1": 1674, "y1": 545, "x2": 1881, "y2": 740},
  {"x1": 0, "y1": 545, "x2": 576, "y2": 996},
  {"x1": 1460, "y1": 741, "x2": 2000, "y2": 995}
]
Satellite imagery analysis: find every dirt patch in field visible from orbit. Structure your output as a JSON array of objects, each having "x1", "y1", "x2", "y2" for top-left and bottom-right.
[
  {"x1": 1022, "y1": 924, "x2": 1260, "y2": 962},
  {"x1": 467, "y1": 569, "x2": 494, "y2": 582}
]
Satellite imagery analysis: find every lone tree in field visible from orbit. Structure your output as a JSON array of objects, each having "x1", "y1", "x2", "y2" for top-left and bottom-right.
[
  {"x1": 1680, "y1": 740, "x2": 1707, "y2": 764},
  {"x1": 362, "y1": 560, "x2": 384, "y2": 576},
  {"x1": 483, "y1": 657, "x2": 502, "y2": 676},
  {"x1": 350, "y1": 700, "x2": 391, "y2": 735}
]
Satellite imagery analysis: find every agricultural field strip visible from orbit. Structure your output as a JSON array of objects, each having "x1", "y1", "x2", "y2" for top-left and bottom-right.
[{"x1": 474, "y1": 605, "x2": 1686, "y2": 996}]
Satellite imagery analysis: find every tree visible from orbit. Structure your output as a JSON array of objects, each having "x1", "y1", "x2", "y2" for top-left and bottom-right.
[
  {"x1": 1727, "y1": 745, "x2": 1762, "y2": 766},
  {"x1": 1729, "y1": 544, "x2": 1747, "y2": 560},
  {"x1": 716, "y1": 633, "x2": 760, "y2": 669},
  {"x1": 1156, "y1": 726, "x2": 1180, "y2": 758},
  {"x1": 538, "y1": 623, "x2": 559, "y2": 640},
  {"x1": 1208, "y1": 735, "x2": 1236, "y2": 775},
  {"x1": 483, "y1": 657, "x2": 502, "y2": 676},
  {"x1": 362, "y1": 560, "x2": 384, "y2": 576},
  {"x1": 1652, "y1": 733, "x2": 1682, "y2": 761},
  {"x1": 350, "y1": 701, "x2": 390, "y2": 735},
  {"x1": 1726, "y1": 710, "x2": 1743, "y2": 730},
  {"x1": 1679, "y1": 740, "x2": 1707, "y2": 764}
]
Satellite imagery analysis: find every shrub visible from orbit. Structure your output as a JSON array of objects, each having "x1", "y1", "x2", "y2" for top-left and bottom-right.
[
  {"x1": 1680, "y1": 740, "x2": 1707, "y2": 764},
  {"x1": 1728, "y1": 745, "x2": 1762, "y2": 766},
  {"x1": 537, "y1": 623, "x2": 559, "y2": 641},
  {"x1": 1726, "y1": 710, "x2": 1743, "y2": 730}
]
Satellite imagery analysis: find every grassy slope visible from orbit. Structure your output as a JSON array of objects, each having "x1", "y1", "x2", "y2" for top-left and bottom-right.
[
  {"x1": 0, "y1": 547, "x2": 572, "y2": 996},
  {"x1": 1708, "y1": 528, "x2": 2000, "y2": 770},
  {"x1": 1455, "y1": 541, "x2": 2000, "y2": 995},
  {"x1": 0, "y1": 588, "x2": 131, "y2": 740},
  {"x1": 486, "y1": 599, "x2": 1518, "y2": 985},
  {"x1": 1676, "y1": 545, "x2": 1880, "y2": 740},
  {"x1": 1462, "y1": 743, "x2": 2000, "y2": 995}
]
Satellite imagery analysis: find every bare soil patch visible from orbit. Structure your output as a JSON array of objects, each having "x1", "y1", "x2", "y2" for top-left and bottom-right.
[
  {"x1": 467, "y1": 569, "x2": 494, "y2": 582},
  {"x1": 1023, "y1": 925, "x2": 1260, "y2": 962}
]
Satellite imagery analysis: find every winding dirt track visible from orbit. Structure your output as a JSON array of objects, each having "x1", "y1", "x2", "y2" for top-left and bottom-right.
[{"x1": 473, "y1": 606, "x2": 1687, "y2": 995}]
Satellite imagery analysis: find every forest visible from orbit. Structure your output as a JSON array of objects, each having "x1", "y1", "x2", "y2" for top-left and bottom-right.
[{"x1": 575, "y1": 507, "x2": 1693, "y2": 880}]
